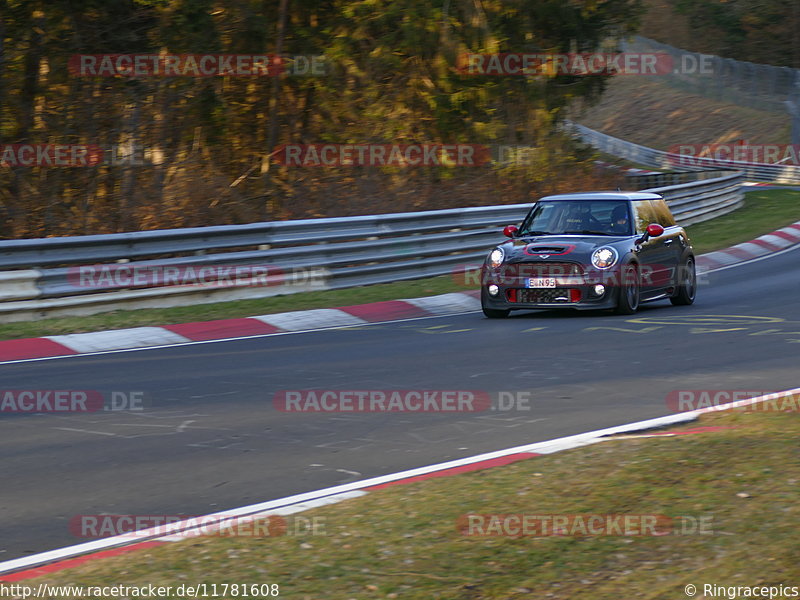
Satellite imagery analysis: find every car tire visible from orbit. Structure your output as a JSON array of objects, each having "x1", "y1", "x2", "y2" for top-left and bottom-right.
[
  {"x1": 614, "y1": 263, "x2": 640, "y2": 315},
  {"x1": 670, "y1": 257, "x2": 696, "y2": 306}
]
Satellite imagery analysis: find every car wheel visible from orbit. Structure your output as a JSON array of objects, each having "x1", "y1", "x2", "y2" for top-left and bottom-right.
[
  {"x1": 670, "y1": 257, "x2": 696, "y2": 306},
  {"x1": 614, "y1": 263, "x2": 640, "y2": 315}
]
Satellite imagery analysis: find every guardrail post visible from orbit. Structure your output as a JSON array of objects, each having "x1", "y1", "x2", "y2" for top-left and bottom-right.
[{"x1": 0, "y1": 270, "x2": 43, "y2": 302}]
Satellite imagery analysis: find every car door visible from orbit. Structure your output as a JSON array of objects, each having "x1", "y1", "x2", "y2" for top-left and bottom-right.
[
  {"x1": 631, "y1": 200, "x2": 672, "y2": 295},
  {"x1": 649, "y1": 199, "x2": 683, "y2": 285}
]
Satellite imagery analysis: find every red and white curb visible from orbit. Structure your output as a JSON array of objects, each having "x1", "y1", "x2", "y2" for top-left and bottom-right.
[
  {"x1": 1, "y1": 387, "x2": 796, "y2": 581},
  {"x1": 695, "y1": 221, "x2": 800, "y2": 271},
  {"x1": 1, "y1": 219, "x2": 800, "y2": 364},
  {"x1": 0, "y1": 292, "x2": 481, "y2": 362}
]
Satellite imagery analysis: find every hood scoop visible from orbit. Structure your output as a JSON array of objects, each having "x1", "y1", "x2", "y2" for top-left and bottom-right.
[{"x1": 523, "y1": 244, "x2": 574, "y2": 256}]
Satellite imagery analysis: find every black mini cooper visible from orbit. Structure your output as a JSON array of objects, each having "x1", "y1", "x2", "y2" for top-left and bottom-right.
[{"x1": 480, "y1": 192, "x2": 696, "y2": 317}]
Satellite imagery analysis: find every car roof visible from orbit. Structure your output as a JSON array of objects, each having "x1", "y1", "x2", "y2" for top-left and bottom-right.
[{"x1": 537, "y1": 192, "x2": 663, "y2": 202}]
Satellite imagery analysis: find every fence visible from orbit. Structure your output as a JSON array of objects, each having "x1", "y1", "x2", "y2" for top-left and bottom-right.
[{"x1": 624, "y1": 35, "x2": 800, "y2": 119}]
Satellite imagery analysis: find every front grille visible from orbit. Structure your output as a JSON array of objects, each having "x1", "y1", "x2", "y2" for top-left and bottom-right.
[
  {"x1": 510, "y1": 288, "x2": 574, "y2": 303},
  {"x1": 506, "y1": 261, "x2": 583, "y2": 276}
]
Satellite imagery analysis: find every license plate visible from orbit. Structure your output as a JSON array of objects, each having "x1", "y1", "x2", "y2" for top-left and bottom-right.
[{"x1": 526, "y1": 277, "x2": 556, "y2": 288}]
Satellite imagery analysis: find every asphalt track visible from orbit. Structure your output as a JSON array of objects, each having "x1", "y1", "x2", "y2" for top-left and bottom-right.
[{"x1": 1, "y1": 244, "x2": 799, "y2": 561}]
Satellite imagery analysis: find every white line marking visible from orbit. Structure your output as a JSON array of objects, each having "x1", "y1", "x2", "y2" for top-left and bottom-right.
[
  {"x1": 177, "y1": 420, "x2": 195, "y2": 433},
  {"x1": 52, "y1": 427, "x2": 117, "y2": 437},
  {"x1": 4, "y1": 386, "x2": 797, "y2": 577},
  {"x1": 156, "y1": 491, "x2": 368, "y2": 542},
  {"x1": 336, "y1": 469, "x2": 362, "y2": 478}
]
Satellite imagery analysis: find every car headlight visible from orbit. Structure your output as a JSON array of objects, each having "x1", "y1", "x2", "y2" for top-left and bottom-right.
[
  {"x1": 489, "y1": 248, "x2": 505, "y2": 268},
  {"x1": 591, "y1": 246, "x2": 618, "y2": 269}
]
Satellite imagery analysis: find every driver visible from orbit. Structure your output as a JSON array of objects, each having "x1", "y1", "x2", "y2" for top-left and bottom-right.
[{"x1": 610, "y1": 205, "x2": 629, "y2": 234}]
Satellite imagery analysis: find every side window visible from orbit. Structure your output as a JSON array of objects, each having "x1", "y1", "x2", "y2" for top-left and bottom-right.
[
  {"x1": 632, "y1": 201, "x2": 657, "y2": 234},
  {"x1": 650, "y1": 199, "x2": 676, "y2": 227}
]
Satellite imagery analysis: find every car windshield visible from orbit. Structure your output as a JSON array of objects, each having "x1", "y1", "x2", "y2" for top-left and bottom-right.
[{"x1": 518, "y1": 200, "x2": 633, "y2": 236}]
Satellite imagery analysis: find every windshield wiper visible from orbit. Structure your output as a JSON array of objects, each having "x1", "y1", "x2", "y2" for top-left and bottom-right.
[{"x1": 563, "y1": 230, "x2": 616, "y2": 236}]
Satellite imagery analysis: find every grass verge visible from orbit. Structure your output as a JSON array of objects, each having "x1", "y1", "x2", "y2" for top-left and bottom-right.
[
  {"x1": 1, "y1": 188, "x2": 798, "y2": 340},
  {"x1": 685, "y1": 188, "x2": 800, "y2": 254},
  {"x1": 4, "y1": 408, "x2": 797, "y2": 599}
]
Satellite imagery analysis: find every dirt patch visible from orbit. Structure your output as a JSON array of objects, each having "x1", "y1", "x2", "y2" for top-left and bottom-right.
[{"x1": 570, "y1": 75, "x2": 791, "y2": 149}]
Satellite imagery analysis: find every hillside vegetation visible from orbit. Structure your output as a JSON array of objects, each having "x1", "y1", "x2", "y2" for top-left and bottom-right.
[{"x1": 0, "y1": 0, "x2": 641, "y2": 238}]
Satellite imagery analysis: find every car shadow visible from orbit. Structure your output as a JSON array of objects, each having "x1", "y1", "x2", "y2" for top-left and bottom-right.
[{"x1": 502, "y1": 301, "x2": 682, "y2": 320}]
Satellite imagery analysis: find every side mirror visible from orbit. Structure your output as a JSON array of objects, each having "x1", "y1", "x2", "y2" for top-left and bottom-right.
[
  {"x1": 635, "y1": 223, "x2": 665, "y2": 245},
  {"x1": 503, "y1": 225, "x2": 519, "y2": 238}
]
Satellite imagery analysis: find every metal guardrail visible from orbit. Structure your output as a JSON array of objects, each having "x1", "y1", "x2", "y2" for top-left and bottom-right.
[
  {"x1": 0, "y1": 205, "x2": 530, "y2": 320},
  {"x1": 0, "y1": 173, "x2": 744, "y2": 321},
  {"x1": 0, "y1": 205, "x2": 532, "y2": 269},
  {"x1": 647, "y1": 172, "x2": 744, "y2": 225},
  {"x1": 568, "y1": 121, "x2": 800, "y2": 185},
  {"x1": 624, "y1": 169, "x2": 737, "y2": 189}
]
